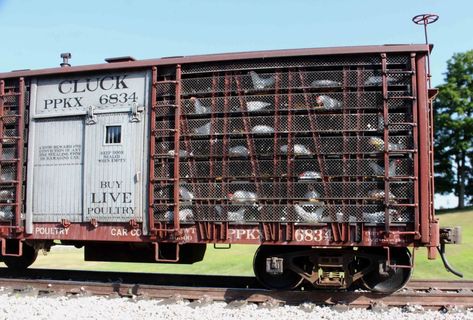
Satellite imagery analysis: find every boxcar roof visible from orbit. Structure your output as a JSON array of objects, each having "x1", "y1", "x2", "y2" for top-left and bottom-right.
[{"x1": 0, "y1": 44, "x2": 431, "y2": 79}]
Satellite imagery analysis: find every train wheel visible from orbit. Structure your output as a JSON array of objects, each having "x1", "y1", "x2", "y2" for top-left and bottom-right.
[
  {"x1": 361, "y1": 247, "x2": 412, "y2": 293},
  {"x1": 253, "y1": 245, "x2": 304, "y2": 290},
  {"x1": 2, "y1": 243, "x2": 38, "y2": 270}
]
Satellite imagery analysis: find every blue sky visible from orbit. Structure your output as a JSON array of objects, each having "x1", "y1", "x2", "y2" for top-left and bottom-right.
[
  {"x1": 1, "y1": 0, "x2": 472, "y2": 87},
  {"x1": 0, "y1": 0, "x2": 470, "y2": 208}
]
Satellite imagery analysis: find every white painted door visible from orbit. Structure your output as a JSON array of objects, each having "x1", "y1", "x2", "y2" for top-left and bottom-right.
[
  {"x1": 84, "y1": 111, "x2": 145, "y2": 222},
  {"x1": 30, "y1": 117, "x2": 84, "y2": 222}
]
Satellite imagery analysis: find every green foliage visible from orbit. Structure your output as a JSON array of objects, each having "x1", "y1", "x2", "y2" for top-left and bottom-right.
[
  {"x1": 412, "y1": 208, "x2": 473, "y2": 280},
  {"x1": 434, "y1": 50, "x2": 473, "y2": 208}
]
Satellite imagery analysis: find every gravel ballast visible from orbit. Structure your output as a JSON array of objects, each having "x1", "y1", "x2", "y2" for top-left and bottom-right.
[{"x1": 0, "y1": 293, "x2": 471, "y2": 320}]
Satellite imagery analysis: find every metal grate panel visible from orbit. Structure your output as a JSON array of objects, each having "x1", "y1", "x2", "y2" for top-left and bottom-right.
[
  {"x1": 153, "y1": 203, "x2": 413, "y2": 224},
  {"x1": 180, "y1": 91, "x2": 412, "y2": 115},
  {"x1": 181, "y1": 70, "x2": 412, "y2": 96},
  {"x1": 153, "y1": 52, "x2": 418, "y2": 225},
  {"x1": 181, "y1": 54, "x2": 410, "y2": 74}
]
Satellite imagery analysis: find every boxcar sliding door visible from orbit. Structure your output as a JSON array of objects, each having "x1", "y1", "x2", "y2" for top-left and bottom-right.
[
  {"x1": 26, "y1": 71, "x2": 150, "y2": 233},
  {"x1": 83, "y1": 110, "x2": 145, "y2": 223}
]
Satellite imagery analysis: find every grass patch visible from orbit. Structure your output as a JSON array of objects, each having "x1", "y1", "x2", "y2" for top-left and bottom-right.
[
  {"x1": 436, "y1": 206, "x2": 473, "y2": 215},
  {"x1": 33, "y1": 244, "x2": 257, "y2": 276},
  {"x1": 30, "y1": 209, "x2": 472, "y2": 280},
  {"x1": 412, "y1": 208, "x2": 473, "y2": 280}
]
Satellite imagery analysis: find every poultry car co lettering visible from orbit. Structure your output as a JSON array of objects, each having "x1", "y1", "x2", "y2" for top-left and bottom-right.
[
  {"x1": 110, "y1": 228, "x2": 142, "y2": 237},
  {"x1": 34, "y1": 226, "x2": 69, "y2": 236},
  {"x1": 41, "y1": 75, "x2": 139, "y2": 110}
]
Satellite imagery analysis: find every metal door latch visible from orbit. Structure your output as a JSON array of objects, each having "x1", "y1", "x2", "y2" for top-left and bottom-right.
[
  {"x1": 86, "y1": 105, "x2": 97, "y2": 125},
  {"x1": 131, "y1": 102, "x2": 145, "y2": 122}
]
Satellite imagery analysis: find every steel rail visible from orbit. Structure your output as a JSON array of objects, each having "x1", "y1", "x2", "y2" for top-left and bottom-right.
[{"x1": 0, "y1": 269, "x2": 472, "y2": 309}]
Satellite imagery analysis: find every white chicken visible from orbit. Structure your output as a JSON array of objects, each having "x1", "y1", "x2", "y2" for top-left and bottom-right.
[
  {"x1": 0, "y1": 190, "x2": 13, "y2": 200},
  {"x1": 228, "y1": 191, "x2": 258, "y2": 203},
  {"x1": 280, "y1": 144, "x2": 312, "y2": 155},
  {"x1": 167, "y1": 149, "x2": 193, "y2": 157},
  {"x1": 311, "y1": 80, "x2": 341, "y2": 87},
  {"x1": 363, "y1": 209, "x2": 398, "y2": 223},
  {"x1": 368, "y1": 160, "x2": 401, "y2": 176},
  {"x1": 215, "y1": 205, "x2": 246, "y2": 222},
  {"x1": 363, "y1": 211, "x2": 384, "y2": 223},
  {"x1": 164, "y1": 208, "x2": 194, "y2": 222},
  {"x1": 251, "y1": 125, "x2": 274, "y2": 133},
  {"x1": 194, "y1": 122, "x2": 211, "y2": 135},
  {"x1": 364, "y1": 75, "x2": 398, "y2": 86},
  {"x1": 179, "y1": 186, "x2": 194, "y2": 202},
  {"x1": 367, "y1": 189, "x2": 396, "y2": 201},
  {"x1": 1, "y1": 171, "x2": 15, "y2": 181},
  {"x1": 368, "y1": 137, "x2": 404, "y2": 151},
  {"x1": 294, "y1": 204, "x2": 324, "y2": 222},
  {"x1": 229, "y1": 145, "x2": 250, "y2": 157},
  {"x1": 304, "y1": 190, "x2": 320, "y2": 201},
  {"x1": 0, "y1": 206, "x2": 13, "y2": 221},
  {"x1": 245, "y1": 101, "x2": 271, "y2": 112},
  {"x1": 1, "y1": 149, "x2": 14, "y2": 160},
  {"x1": 190, "y1": 97, "x2": 210, "y2": 114},
  {"x1": 249, "y1": 71, "x2": 275, "y2": 89},
  {"x1": 315, "y1": 95, "x2": 342, "y2": 109},
  {"x1": 298, "y1": 171, "x2": 322, "y2": 180}
]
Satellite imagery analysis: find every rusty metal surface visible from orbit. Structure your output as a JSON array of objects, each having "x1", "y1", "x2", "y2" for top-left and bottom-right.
[
  {"x1": 24, "y1": 222, "x2": 414, "y2": 246},
  {"x1": 0, "y1": 78, "x2": 25, "y2": 235},
  {"x1": 415, "y1": 55, "x2": 433, "y2": 244},
  {"x1": 0, "y1": 45, "x2": 431, "y2": 79},
  {"x1": 151, "y1": 51, "x2": 422, "y2": 238},
  {"x1": 0, "y1": 44, "x2": 435, "y2": 250}
]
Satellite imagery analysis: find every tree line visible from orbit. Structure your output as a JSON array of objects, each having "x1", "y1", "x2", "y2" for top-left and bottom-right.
[{"x1": 434, "y1": 50, "x2": 473, "y2": 209}]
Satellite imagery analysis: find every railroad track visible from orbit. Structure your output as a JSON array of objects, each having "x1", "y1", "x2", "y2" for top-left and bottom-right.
[{"x1": 0, "y1": 268, "x2": 472, "y2": 310}]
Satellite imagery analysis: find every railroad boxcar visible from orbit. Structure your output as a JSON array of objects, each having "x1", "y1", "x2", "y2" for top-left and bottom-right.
[{"x1": 0, "y1": 45, "x2": 461, "y2": 293}]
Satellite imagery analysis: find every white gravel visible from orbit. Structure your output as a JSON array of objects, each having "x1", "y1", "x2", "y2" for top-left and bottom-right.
[{"x1": 0, "y1": 292, "x2": 471, "y2": 320}]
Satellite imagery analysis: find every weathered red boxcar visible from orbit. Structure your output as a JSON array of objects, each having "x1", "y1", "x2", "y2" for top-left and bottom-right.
[{"x1": 0, "y1": 44, "x2": 460, "y2": 292}]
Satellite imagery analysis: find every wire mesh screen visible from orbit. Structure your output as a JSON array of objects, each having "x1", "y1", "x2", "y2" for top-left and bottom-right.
[
  {"x1": 0, "y1": 79, "x2": 24, "y2": 222},
  {"x1": 153, "y1": 52, "x2": 417, "y2": 225}
]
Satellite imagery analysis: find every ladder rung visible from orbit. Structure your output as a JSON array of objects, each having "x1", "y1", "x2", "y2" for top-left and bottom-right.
[
  {"x1": 0, "y1": 159, "x2": 19, "y2": 163},
  {"x1": 0, "y1": 203, "x2": 19, "y2": 206},
  {"x1": 388, "y1": 96, "x2": 416, "y2": 100},
  {"x1": 385, "y1": 176, "x2": 418, "y2": 181},
  {"x1": 154, "y1": 104, "x2": 177, "y2": 108},
  {"x1": 151, "y1": 178, "x2": 176, "y2": 183},
  {"x1": 153, "y1": 202, "x2": 178, "y2": 206},
  {"x1": 0, "y1": 180, "x2": 19, "y2": 184},
  {"x1": 153, "y1": 153, "x2": 173, "y2": 158},
  {"x1": 388, "y1": 122, "x2": 416, "y2": 127},
  {"x1": 385, "y1": 70, "x2": 415, "y2": 75},
  {"x1": 153, "y1": 131, "x2": 176, "y2": 136},
  {"x1": 0, "y1": 92, "x2": 21, "y2": 97},
  {"x1": 384, "y1": 149, "x2": 417, "y2": 153},
  {"x1": 154, "y1": 80, "x2": 178, "y2": 85}
]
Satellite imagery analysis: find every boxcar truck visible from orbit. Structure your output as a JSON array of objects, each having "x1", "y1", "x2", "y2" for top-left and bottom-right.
[{"x1": 0, "y1": 45, "x2": 461, "y2": 293}]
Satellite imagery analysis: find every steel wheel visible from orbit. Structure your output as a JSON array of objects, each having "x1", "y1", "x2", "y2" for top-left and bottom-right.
[
  {"x1": 253, "y1": 245, "x2": 304, "y2": 290},
  {"x1": 361, "y1": 247, "x2": 412, "y2": 293},
  {"x1": 2, "y1": 243, "x2": 38, "y2": 270}
]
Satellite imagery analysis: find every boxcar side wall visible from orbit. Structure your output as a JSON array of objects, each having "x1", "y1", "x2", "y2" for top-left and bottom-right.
[{"x1": 0, "y1": 45, "x2": 437, "y2": 251}]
